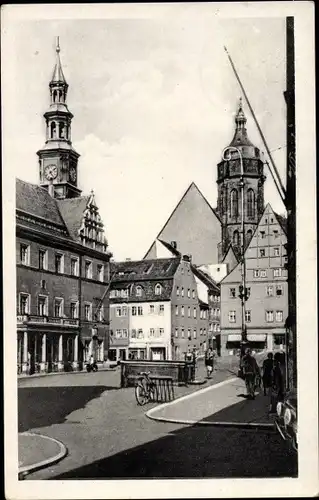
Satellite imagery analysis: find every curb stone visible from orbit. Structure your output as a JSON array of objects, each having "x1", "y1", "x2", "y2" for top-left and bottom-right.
[
  {"x1": 18, "y1": 432, "x2": 68, "y2": 480},
  {"x1": 145, "y1": 376, "x2": 275, "y2": 431}
]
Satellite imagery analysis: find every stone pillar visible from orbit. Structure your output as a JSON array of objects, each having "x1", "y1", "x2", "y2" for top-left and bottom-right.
[
  {"x1": 22, "y1": 331, "x2": 28, "y2": 374},
  {"x1": 40, "y1": 333, "x2": 47, "y2": 372},
  {"x1": 88, "y1": 339, "x2": 93, "y2": 358},
  {"x1": 58, "y1": 334, "x2": 64, "y2": 371},
  {"x1": 72, "y1": 335, "x2": 79, "y2": 370},
  {"x1": 267, "y1": 333, "x2": 273, "y2": 351}
]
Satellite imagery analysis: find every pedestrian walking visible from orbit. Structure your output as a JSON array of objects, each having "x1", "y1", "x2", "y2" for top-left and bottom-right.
[
  {"x1": 262, "y1": 352, "x2": 274, "y2": 396},
  {"x1": 205, "y1": 347, "x2": 215, "y2": 378},
  {"x1": 270, "y1": 351, "x2": 286, "y2": 413},
  {"x1": 242, "y1": 348, "x2": 260, "y2": 399}
]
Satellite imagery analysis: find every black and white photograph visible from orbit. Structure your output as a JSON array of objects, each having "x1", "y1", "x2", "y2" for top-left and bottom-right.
[{"x1": 2, "y1": 2, "x2": 317, "y2": 498}]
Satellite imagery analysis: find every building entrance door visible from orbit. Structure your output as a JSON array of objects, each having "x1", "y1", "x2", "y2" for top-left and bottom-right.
[
  {"x1": 46, "y1": 335, "x2": 59, "y2": 372},
  {"x1": 151, "y1": 348, "x2": 165, "y2": 361},
  {"x1": 119, "y1": 349, "x2": 126, "y2": 361}
]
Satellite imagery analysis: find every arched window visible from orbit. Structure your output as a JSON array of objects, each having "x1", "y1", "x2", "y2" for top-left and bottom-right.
[
  {"x1": 230, "y1": 189, "x2": 238, "y2": 218},
  {"x1": 50, "y1": 122, "x2": 56, "y2": 139},
  {"x1": 247, "y1": 189, "x2": 255, "y2": 217},
  {"x1": 59, "y1": 122, "x2": 65, "y2": 139},
  {"x1": 136, "y1": 285, "x2": 142, "y2": 297},
  {"x1": 246, "y1": 229, "x2": 253, "y2": 242},
  {"x1": 58, "y1": 90, "x2": 62, "y2": 102},
  {"x1": 233, "y1": 230, "x2": 239, "y2": 246},
  {"x1": 155, "y1": 284, "x2": 162, "y2": 296},
  {"x1": 53, "y1": 90, "x2": 57, "y2": 103}
]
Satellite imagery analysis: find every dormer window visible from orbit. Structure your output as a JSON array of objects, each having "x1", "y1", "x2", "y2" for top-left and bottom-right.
[
  {"x1": 136, "y1": 285, "x2": 142, "y2": 297},
  {"x1": 155, "y1": 284, "x2": 162, "y2": 296}
]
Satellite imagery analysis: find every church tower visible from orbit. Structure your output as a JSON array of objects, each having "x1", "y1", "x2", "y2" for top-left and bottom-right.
[
  {"x1": 37, "y1": 38, "x2": 81, "y2": 199},
  {"x1": 216, "y1": 99, "x2": 266, "y2": 260}
]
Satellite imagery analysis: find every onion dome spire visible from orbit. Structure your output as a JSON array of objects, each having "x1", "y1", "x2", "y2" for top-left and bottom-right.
[
  {"x1": 51, "y1": 36, "x2": 67, "y2": 84},
  {"x1": 229, "y1": 97, "x2": 254, "y2": 147}
]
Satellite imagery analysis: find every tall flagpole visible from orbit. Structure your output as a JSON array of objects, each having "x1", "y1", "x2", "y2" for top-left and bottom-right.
[{"x1": 224, "y1": 46, "x2": 287, "y2": 204}]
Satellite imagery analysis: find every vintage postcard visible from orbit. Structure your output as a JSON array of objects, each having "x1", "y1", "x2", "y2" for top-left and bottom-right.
[{"x1": 2, "y1": 1, "x2": 317, "y2": 499}]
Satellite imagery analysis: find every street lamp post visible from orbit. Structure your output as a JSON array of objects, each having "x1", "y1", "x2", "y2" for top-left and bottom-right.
[{"x1": 222, "y1": 146, "x2": 248, "y2": 361}]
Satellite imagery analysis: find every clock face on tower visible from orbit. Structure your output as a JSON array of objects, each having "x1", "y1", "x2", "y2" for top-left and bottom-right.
[
  {"x1": 69, "y1": 167, "x2": 77, "y2": 182},
  {"x1": 44, "y1": 164, "x2": 58, "y2": 181}
]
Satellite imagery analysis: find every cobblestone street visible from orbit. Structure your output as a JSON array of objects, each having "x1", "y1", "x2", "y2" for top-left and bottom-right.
[{"x1": 18, "y1": 361, "x2": 297, "y2": 480}]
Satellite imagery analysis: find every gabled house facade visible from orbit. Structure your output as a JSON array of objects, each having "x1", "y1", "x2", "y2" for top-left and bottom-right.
[
  {"x1": 220, "y1": 204, "x2": 288, "y2": 355},
  {"x1": 109, "y1": 255, "x2": 212, "y2": 361}
]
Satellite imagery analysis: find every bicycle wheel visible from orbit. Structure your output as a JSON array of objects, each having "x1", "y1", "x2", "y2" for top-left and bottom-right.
[{"x1": 135, "y1": 377, "x2": 149, "y2": 406}]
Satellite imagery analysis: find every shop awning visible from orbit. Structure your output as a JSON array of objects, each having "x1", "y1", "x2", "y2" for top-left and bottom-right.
[
  {"x1": 247, "y1": 334, "x2": 267, "y2": 342},
  {"x1": 227, "y1": 334, "x2": 242, "y2": 342}
]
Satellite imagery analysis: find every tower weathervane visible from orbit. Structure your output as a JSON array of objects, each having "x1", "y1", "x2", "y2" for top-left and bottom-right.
[{"x1": 56, "y1": 36, "x2": 60, "y2": 53}]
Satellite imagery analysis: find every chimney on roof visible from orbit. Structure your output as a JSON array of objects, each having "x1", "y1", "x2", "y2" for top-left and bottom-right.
[
  {"x1": 182, "y1": 254, "x2": 192, "y2": 262},
  {"x1": 125, "y1": 258, "x2": 131, "y2": 261},
  {"x1": 170, "y1": 240, "x2": 177, "y2": 250}
]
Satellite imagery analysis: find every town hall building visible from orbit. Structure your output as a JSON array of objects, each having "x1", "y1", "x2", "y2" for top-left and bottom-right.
[{"x1": 16, "y1": 40, "x2": 112, "y2": 374}]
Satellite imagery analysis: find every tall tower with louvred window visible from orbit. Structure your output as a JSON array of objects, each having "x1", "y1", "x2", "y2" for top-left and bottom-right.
[
  {"x1": 216, "y1": 99, "x2": 266, "y2": 260},
  {"x1": 37, "y1": 37, "x2": 81, "y2": 199}
]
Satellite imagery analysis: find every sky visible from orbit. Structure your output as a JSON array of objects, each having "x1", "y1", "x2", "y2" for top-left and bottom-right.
[{"x1": 8, "y1": 7, "x2": 287, "y2": 261}]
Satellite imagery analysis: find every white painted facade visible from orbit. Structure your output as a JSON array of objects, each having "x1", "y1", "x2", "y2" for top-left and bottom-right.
[
  {"x1": 194, "y1": 276, "x2": 209, "y2": 303},
  {"x1": 198, "y1": 263, "x2": 228, "y2": 284},
  {"x1": 128, "y1": 301, "x2": 172, "y2": 360}
]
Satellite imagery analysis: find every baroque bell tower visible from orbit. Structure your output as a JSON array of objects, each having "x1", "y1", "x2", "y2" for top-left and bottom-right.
[
  {"x1": 37, "y1": 37, "x2": 81, "y2": 199},
  {"x1": 216, "y1": 99, "x2": 266, "y2": 260}
]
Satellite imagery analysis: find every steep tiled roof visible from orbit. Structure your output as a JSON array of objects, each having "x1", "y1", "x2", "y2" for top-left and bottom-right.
[
  {"x1": 275, "y1": 212, "x2": 288, "y2": 235},
  {"x1": 158, "y1": 239, "x2": 181, "y2": 257},
  {"x1": 191, "y1": 265, "x2": 220, "y2": 292},
  {"x1": 16, "y1": 178, "x2": 66, "y2": 228},
  {"x1": 57, "y1": 196, "x2": 90, "y2": 240},
  {"x1": 110, "y1": 257, "x2": 180, "y2": 282}
]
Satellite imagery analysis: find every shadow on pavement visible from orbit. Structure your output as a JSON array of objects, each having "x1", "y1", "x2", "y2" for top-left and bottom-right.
[
  {"x1": 18, "y1": 386, "x2": 116, "y2": 432},
  {"x1": 51, "y1": 420, "x2": 298, "y2": 479},
  {"x1": 200, "y1": 391, "x2": 271, "y2": 424}
]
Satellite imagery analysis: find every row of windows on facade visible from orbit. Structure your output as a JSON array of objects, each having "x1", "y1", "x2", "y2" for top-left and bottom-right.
[
  {"x1": 251, "y1": 268, "x2": 283, "y2": 279},
  {"x1": 113, "y1": 328, "x2": 165, "y2": 339},
  {"x1": 232, "y1": 229, "x2": 282, "y2": 248},
  {"x1": 210, "y1": 295, "x2": 221, "y2": 303},
  {"x1": 18, "y1": 293, "x2": 104, "y2": 321},
  {"x1": 114, "y1": 304, "x2": 208, "y2": 319},
  {"x1": 259, "y1": 229, "x2": 281, "y2": 238},
  {"x1": 20, "y1": 244, "x2": 105, "y2": 281},
  {"x1": 175, "y1": 305, "x2": 207, "y2": 319},
  {"x1": 229, "y1": 284, "x2": 283, "y2": 299},
  {"x1": 257, "y1": 247, "x2": 282, "y2": 257},
  {"x1": 110, "y1": 283, "x2": 163, "y2": 299},
  {"x1": 113, "y1": 327, "x2": 208, "y2": 340},
  {"x1": 110, "y1": 284, "x2": 198, "y2": 299},
  {"x1": 228, "y1": 310, "x2": 284, "y2": 323},
  {"x1": 220, "y1": 188, "x2": 256, "y2": 218},
  {"x1": 210, "y1": 308, "x2": 221, "y2": 318},
  {"x1": 115, "y1": 304, "x2": 164, "y2": 316},
  {"x1": 211, "y1": 323, "x2": 221, "y2": 332}
]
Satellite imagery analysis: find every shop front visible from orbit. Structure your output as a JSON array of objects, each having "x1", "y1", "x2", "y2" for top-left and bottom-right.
[{"x1": 150, "y1": 347, "x2": 166, "y2": 361}]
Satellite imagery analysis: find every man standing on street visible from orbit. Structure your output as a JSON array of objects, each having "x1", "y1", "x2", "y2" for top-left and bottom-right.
[
  {"x1": 205, "y1": 347, "x2": 215, "y2": 379},
  {"x1": 242, "y1": 348, "x2": 260, "y2": 399},
  {"x1": 262, "y1": 352, "x2": 274, "y2": 396}
]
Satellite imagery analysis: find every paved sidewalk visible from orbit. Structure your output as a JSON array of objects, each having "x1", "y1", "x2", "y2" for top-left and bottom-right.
[
  {"x1": 18, "y1": 432, "x2": 67, "y2": 478},
  {"x1": 147, "y1": 376, "x2": 275, "y2": 428},
  {"x1": 18, "y1": 362, "x2": 117, "y2": 379}
]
